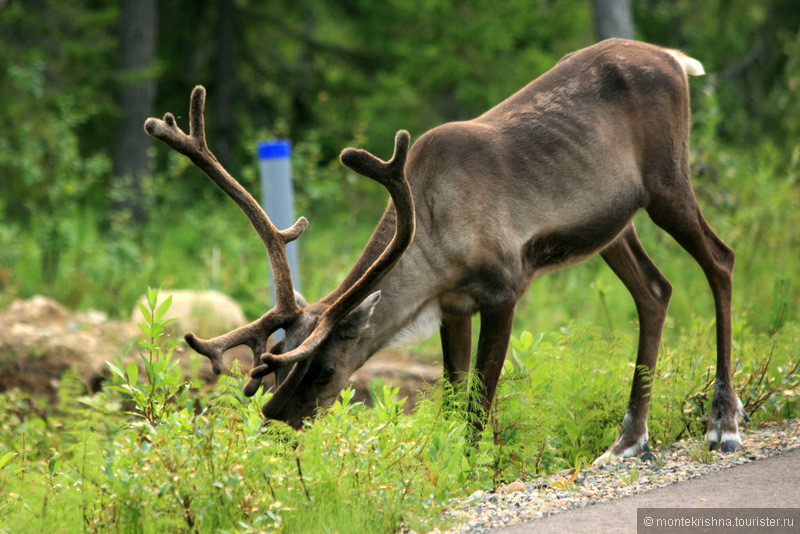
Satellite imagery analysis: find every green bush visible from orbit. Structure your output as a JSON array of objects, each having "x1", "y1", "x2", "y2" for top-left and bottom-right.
[{"x1": 1, "y1": 290, "x2": 797, "y2": 533}]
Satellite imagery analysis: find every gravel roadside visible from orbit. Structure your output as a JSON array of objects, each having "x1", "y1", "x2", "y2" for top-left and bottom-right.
[{"x1": 430, "y1": 419, "x2": 800, "y2": 533}]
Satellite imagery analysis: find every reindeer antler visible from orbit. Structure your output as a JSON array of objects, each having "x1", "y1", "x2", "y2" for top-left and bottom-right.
[
  {"x1": 257, "y1": 130, "x2": 415, "y2": 419},
  {"x1": 144, "y1": 86, "x2": 305, "y2": 393},
  {"x1": 251, "y1": 130, "x2": 415, "y2": 381}
]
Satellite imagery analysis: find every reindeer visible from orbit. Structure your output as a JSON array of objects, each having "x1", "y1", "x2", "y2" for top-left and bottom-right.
[{"x1": 144, "y1": 39, "x2": 748, "y2": 460}]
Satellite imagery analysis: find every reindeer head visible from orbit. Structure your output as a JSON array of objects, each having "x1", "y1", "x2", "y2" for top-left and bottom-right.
[
  {"x1": 252, "y1": 292, "x2": 382, "y2": 428},
  {"x1": 144, "y1": 86, "x2": 414, "y2": 428}
]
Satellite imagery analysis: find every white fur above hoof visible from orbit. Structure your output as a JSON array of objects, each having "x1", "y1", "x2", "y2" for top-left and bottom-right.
[
  {"x1": 592, "y1": 450, "x2": 620, "y2": 466},
  {"x1": 593, "y1": 437, "x2": 649, "y2": 466},
  {"x1": 706, "y1": 429, "x2": 744, "y2": 452}
]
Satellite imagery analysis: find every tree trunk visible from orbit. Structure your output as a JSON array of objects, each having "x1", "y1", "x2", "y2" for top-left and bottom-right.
[
  {"x1": 112, "y1": 0, "x2": 158, "y2": 224},
  {"x1": 213, "y1": 0, "x2": 237, "y2": 171},
  {"x1": 291, "y1": 5, "x2": 316, "y2": 137},
  {"x1": 591, "y1": 0, "x2": 635, "y2": 41}
]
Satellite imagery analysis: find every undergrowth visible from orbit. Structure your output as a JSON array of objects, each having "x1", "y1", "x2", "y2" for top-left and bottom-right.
[{"x1": 0, "y1": 289, "x2": 798, "y2": 533}]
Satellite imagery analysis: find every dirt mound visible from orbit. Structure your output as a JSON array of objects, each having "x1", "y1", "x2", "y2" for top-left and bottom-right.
[
  {"x1": 351, "y1": 353, "x2": 440, "y2": 410},
  {"x1": 0, "y1": 296, "x2": 138, "y2": 398},
  {"x1": 130, "y1": 289, "x2": 247, "y2": 339},
  {"x1": 0, "y1": 295, "x2": 441, "y2": 409}
]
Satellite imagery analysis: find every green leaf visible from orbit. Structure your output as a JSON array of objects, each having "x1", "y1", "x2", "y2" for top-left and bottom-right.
[
  {"x1": 127, "y1": 362, "x2": 139, "y2": 385},
  {"x1": 48, "y1": 455, "x2": 60, "y2": 475},
  {"x1": 532, "y1": 332, "x2": 544, "y2": 347},
  {"x1": 138, "y1": 300, "x2": 151, "y2": 322},
  {"x1": 0, "y1": 451, "x2": 14, "y2": 470},
  {"x1": 150, "y1": 323, "x2": 165, "y2": 339},
  {"x1": 105, "y1": 385, "x2": 133, "y2": 395},
  {"x1": 140, "y1": 353, "x2": 155, "y2": 378},
  {"x1": 520, "y1": 330, "x2": 533, "y2": 349},
  {"x1": 138, "y1": 322, "x2": 153, "y2": 338},
  {"x1": 106, "y1": 361, "x2": 125, "y2": 379},
  {"x1": 146, "y1": 286, "x2": 159, "y2": 310},
  {"x1": 155, "y1": 294, "x2": 173, "y2": 322}
]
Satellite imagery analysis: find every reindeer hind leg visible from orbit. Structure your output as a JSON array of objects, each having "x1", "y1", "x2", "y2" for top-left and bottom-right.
[
  {"x1": 595, "y1": 224, "x2": 672, "y2": 463},
  {"x1": 646, "y1": 185, "x2": 747, "y2": 452}
]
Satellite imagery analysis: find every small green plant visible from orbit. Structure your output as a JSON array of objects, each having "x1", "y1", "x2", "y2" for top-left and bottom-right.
[
  {"x1": 687, "y1": 440, "x2": 717, "y2": 464},
  {"x1": 493, "y1": 327, "x2": 632, "y2": 475},
  {"x1": 619, "y1": 462, "x2": 641, "y2": 485},
  {"x1": 650, "y1": 449, "x2": 668, "y2": 468},
  {"x1": 106, "y1": 287, "x2": 190, "y2": 426}
]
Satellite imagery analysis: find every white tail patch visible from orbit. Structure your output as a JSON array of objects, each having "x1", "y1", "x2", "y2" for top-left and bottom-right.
[{"x1": 666, "y1": 49, "x2": 705, "y2": 76}]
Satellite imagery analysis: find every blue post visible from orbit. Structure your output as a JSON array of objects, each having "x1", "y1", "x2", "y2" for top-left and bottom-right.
[{"x1": 258, "y1": 140, "x2": 301, "y2": 307}]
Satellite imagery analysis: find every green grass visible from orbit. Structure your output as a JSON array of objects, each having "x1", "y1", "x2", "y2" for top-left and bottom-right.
[{"x1": 0, "y1": 290, "x2": 798, "y2": 533}]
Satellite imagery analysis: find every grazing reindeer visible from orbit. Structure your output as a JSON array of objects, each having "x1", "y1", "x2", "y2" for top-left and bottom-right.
[{"x1": 144, "y1": 39, "x2": 747, "y2": 460}]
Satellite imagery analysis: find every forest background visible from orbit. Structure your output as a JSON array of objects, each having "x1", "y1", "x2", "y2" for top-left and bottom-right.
[
  {"x1": 2, "y1": 1, "x2": 800, "y2": 532},
  {"x1": 1, "y1": 0, "x2": 799, "y2": 327}
]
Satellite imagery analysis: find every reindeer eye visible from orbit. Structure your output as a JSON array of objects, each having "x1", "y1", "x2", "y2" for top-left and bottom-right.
[{"x1": 316, "y1": 364, "x2": 336, "y2": 384}]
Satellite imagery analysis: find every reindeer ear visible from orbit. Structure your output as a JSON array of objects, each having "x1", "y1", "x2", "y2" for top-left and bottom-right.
[
  {"x1": 334, "y1": 291, "x2": 381, "y2": 340},
  {"x1": 294, "y1": 291, "x2": 308, "y2": 308}
]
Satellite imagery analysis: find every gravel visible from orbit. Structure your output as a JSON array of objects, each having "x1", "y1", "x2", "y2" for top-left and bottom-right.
[{"x1": 428, "y1": 419, "x2": 800, "y2": 533}]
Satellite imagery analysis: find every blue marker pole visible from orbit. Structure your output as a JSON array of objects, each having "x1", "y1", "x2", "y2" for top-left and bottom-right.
[{"x1": 258, "y1": 140, "x2": 301, "y2": 307}]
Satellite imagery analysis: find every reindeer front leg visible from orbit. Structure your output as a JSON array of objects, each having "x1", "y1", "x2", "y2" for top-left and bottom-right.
[
  {"x1": 470, "y1": 302, "x2": 517, "y2": 438},
  {"x1": 441, "y1": 314, "x2": 472, "y2": 386}
]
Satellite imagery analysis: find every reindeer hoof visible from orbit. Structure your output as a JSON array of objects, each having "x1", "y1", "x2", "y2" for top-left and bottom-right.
[
  {"x1": 706, "y1": 394, "x2": 747, "y2": 452},
  {"x1": 594, "y1": 426, "x2": 650, "y2": 465},
  {"x1": 707, "y1": 430, "x2": 744, "y2": 452},
  {"x1": 638, "y1": 444, "x2": 655, "y2": 462},
  {"x1": 720, "y1": 439, "x2": 744, "y2": 453},
  {"x1": 592, "y1": 450, "x2": 618, "y2": 466},
  {"x1": 593, "y1": 442, "x2": 652, "y2": 466}
]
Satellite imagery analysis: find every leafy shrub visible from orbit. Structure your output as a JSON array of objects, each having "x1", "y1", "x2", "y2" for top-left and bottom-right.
[{"x1": 0, "y1": 286, "x2": 798, "y2": 533}]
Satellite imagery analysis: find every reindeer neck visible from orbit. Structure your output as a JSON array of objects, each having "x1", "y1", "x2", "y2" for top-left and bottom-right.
[
  {"x1": 321, "y1": 204, "x2": 397, "y2": 305},
  {"x1": 322, "y1": 202, "x2": 442, "y2": 357}
]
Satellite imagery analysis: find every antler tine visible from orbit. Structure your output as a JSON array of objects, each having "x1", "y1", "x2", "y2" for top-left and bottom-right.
[
  {"x1": 249, "y1": 130, "x2": 415, "y2": 377},
  {"x1": 328, "y1": 130, "x2": 414, "y2": 318},
  {"x1": 184, "y1": 313, "x2": 275, "y2": 375},
  {"x1": 144, "y1": 86, "x2": 306, "y2": 378},
  {"x1": 339, "y1": 129, "x2": 410, "y2": 185}
]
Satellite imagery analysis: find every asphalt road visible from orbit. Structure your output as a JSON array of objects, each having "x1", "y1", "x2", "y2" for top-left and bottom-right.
[{"x1": 495, "y1": 447, "x2": 800, "y2": 533}]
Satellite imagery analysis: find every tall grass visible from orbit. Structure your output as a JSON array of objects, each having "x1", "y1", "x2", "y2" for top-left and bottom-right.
[{"x1": 1, "y1": 290, "x2": 798, "y2": 533}]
